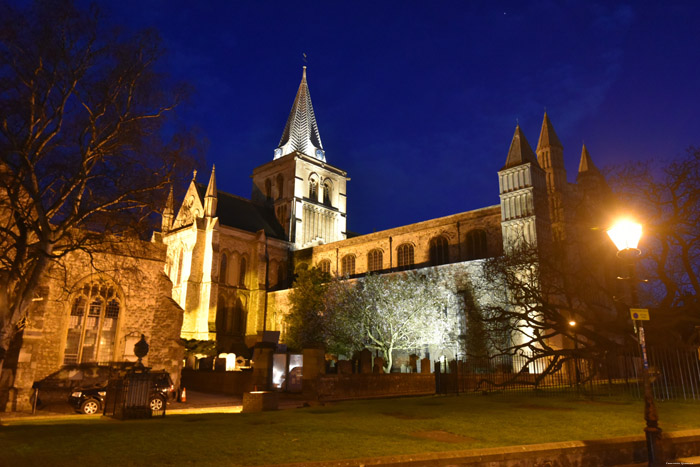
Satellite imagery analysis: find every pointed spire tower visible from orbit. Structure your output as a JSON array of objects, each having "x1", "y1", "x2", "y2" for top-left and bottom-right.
[
  {"x1": 161, "y1": 185, "x2": 175, "y2": 233},
  {"x1": 274, "y1": 66, "x2": 326, "y2": 162},
  {"x1": 251, "y1": 67, "x2": 348, "y2": 250},
  {"x1": 576, "y1": 144, "x2": 611, "y2": 205},
  {"x1": 536, "y1": 112, "x2": 568, "y2": 240},
  {"x1": 498, "y1": 125, "x2": 550, "y2": 249},
  {"x1": 204, "y1": 165, "x2": 218, "y2": 218}
]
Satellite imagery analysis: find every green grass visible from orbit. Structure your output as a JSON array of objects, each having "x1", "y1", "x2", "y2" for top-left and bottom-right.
[{"x1": 1, "y1": 394, "x2": 700, "y2": 466}]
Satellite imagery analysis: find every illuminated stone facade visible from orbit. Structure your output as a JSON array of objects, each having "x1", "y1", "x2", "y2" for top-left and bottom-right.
[{"x1": 160, "y1": 67, "x2": 609, "y2": 362}]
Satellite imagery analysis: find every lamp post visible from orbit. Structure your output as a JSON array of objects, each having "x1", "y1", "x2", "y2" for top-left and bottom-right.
[
  {"x1": 607, "y1": 219, "x2": 662, "y2": 466},
  {"x1": 568, "y1": 320, "x2": 580, "y2": 386}
]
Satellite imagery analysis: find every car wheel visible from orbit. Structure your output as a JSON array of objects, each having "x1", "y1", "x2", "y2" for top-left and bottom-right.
[
  {"x1": 81, "y1": 399, "x2": 101, "y2": 415},
  {"x1": 149, "y1": 396, "x2": 164, "y2": 411}
]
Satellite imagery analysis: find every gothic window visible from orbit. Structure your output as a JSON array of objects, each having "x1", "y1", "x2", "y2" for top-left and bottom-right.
[
  {"x1": 219, "y1": 253, "x2": 228, "y2": 285},
  {"x1": 318, "y1": 259, "x2": 331, "y2": 275},
  {"x1": 276, "y1": 174, "x2": 284, "y2": 199},
  {"x1": 367, "y1": 249, "x2": 383, "y2": 272},
  {"x1": 323, "y1": 181, "x2": 332, "y2": 206},
  {"x1": 63, "y1": 281, "x2": 121, "y2": 365},
  {"x1": 309, "y1": 180, "x2": 318, "y2": 200},
  {"x1": 265, "y1": 179, "x2": 272, "y2": 200},
  {"x1": 233, "y1": 298, "x2": 246, "y2": 335},
  {"x1": 397, "y1": 243, "x2": 414, "y2": 270},
  {"x1": 176, "y1": 250, "x2": 183, "y2": 285},
  {"x1": 239, "y1": 257, "x2": 247, "y2": 288},
  {"x1": 429, "y1": 236, "x2": 449, "y2": 266},
  {"x1": 277, "y1": 262, "x2": 286, "y2": 288},
  {"x1": 465, "y1": 229, "x2": 488, "y2": 260},
  {"x1": 341, "y1": 254, "x2": 355, "y2": 276}
]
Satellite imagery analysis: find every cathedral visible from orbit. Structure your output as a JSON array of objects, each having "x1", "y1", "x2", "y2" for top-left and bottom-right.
[
  {"x1": 1, "y1": 67, "x2": 610, "y2": 411},
  {"x1": 158, "y1": 66, "x2": 609, "y2": 358}
]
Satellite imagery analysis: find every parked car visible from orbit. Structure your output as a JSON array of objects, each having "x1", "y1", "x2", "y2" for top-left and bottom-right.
[{"x1": 69, "y1": 371, "x2": 175, "y2": 414}]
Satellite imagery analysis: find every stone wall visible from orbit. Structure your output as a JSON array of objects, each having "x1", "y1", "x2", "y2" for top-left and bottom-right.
[
  {"x1": 317, "y1": 373, "x2": 435, "y2": 401},
  {"x1": 0, "y1": 240, "x2": 184, "y2": 412},
  {"x1": 180, "y1": 368, "x2": 254, "y2": 396}
]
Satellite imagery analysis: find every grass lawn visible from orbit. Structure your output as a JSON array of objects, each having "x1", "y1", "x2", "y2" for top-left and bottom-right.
[{"x1": 1, "y1": 393, "x2": 700, "y2": 466}]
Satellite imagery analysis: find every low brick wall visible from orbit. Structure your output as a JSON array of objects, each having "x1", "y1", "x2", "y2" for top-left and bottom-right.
[
  {"x1": 180, "y1": 369, "x2": 254, "y2": 396},
  {"x1": 317, "y1": 373, "x2": 434, "y2": 401},
  {"x1": 260, "y1": 429, "x2": 700, "y2": 467}
]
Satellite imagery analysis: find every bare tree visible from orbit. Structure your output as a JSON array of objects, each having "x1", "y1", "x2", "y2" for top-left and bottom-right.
[
  {"x1": 0, "y1": 0, "x2": 198, "y2": 368},
  {"x1": 324, "y1": 271, "x2": 456, "y2": 372},
  {"x1": 472, "y1": 239, "x2": 631, "y2": 385},
  {"x1": 611, "y1": 148, "x2": 700, "y2": 343}
]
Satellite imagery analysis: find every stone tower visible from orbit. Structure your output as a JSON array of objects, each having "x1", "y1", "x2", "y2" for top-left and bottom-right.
[
  {"x1": 251, "y1": 67, "x2": 348, "y2": 250},
  {"x1": 536, "y1": 112, "x2": 568, "y2": 241},
  {"x1": 498, "y1": 125, "x2": 550, "y2": 250}
]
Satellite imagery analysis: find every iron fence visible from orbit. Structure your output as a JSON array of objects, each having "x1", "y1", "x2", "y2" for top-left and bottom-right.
[{"x1": 434, "y1": 346, "x2": 700, "y2": 401}]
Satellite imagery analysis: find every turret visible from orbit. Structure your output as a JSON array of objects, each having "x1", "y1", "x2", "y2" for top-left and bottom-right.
[
  {"x1": 536, "y1": 112, "x2": 568, "y2": 240},
  {"x1": 204, "y1": 165, "x2": 218, "y2": 218},
  {"x1": 498, "y1": 125, "x2": 550, "y2": 249},
  {"x1": 161, "y1": 185, "x2": 174, "y2": 233}
]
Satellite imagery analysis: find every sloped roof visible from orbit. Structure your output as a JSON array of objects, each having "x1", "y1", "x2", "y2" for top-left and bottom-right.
[
  {"x1": 275, "y1": 67, "x2": 325, "y2": 162},
  {"x1": 536, "y1": 111, "x2": 563, "y2": 151},
  {"x1": 578, "y1": 143, "x2": 602, "y2": 176},
  {"x1": 194, "y1": 184, "x2": 287, "y2": 240},
  {"x1": 502, "y1": 125, "x2": 539, "y2": 170}
]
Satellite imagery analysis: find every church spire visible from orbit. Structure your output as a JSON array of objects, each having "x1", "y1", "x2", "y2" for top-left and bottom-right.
[
  {"x1": 536, "y1": 111, "x2": 563, "y2": 151},
  {"x1": 274, "y1": 66, "x2": 326, "y2": 162},
  {"x1": 204, "y1": 165, "x2": 217, "y2": 218},
  {"x1": 502, "y1": 125, "x2": 539, "y2": 170},
  {"x1": 161, "y1": 184, "x2": 174, "y2": 232},
  {"x1": 577, "y1": 143, "x2": 601, "y2": 176}
]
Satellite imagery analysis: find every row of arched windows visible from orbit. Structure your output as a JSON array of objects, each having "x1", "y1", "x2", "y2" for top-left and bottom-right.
[
  {"x1": 219, "y1": 252, "x2": 248, "y2": 288},
  {"x1": 313, "y1": 230, "x2": 490, "y2": 275},
  {"x1": 308, "y1": 175, "x2": 333, "y2": 207}
]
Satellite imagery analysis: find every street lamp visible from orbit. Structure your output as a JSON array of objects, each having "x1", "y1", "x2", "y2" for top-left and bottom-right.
[
  {"x1": 568, "y1": 320, "x2": 580, "y2": 386},
  {"x1": 607, "y1": 219, "x2": 662, "y2": 466}
]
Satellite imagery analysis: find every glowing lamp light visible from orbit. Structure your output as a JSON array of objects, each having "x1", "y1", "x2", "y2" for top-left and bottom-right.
[
  {"x1": 606, "y1": 219, "x2": 642, "y2": 252},
  {"x1": 568, "y1": 320, "x2": 576, "y2": 327}
]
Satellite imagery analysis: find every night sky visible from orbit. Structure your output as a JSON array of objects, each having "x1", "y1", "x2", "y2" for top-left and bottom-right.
[{"x1": 103, "y1": 1, "x2": 700, "y2": 235}]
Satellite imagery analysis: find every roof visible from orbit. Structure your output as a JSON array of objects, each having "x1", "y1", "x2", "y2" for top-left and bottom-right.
[
  {"x1": 578, "y1": 143, "x2": 602, "y2": 176},
  {"x1": 536, "y1": 111, "x2": 563, "y2": 151},
  {"x1": 502, "y1": 125, "x2": 539, "y2": 170},
  {"x1": 275, "y1": 67, "x2": 325, "y2": 162},
  {"x1": 194, "y1": 183, "x2": 287, "y2": 240}
]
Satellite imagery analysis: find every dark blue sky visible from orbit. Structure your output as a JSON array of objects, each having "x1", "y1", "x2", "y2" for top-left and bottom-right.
[{"x1": 105, "y1": 1, "x2": 699, "y2": 235}]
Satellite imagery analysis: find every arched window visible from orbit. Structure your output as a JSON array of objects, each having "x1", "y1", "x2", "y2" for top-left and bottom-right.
[
  {"x1": 309, "y1": 180, "x2": 318, "y2": 200},
  {"x1": 219, "y1": 253, "x2": 228, "y2": 285},
  {"x1": 233, "y1": 298, "x2": 246, "y2": 335},
  {"x1": 276, "y1": 174, "x2": 284, "y2": 199},
  {"x1": 239, "y1": 257, "x2": 247, "y2": 288},
  {"x1": 318, "y1": 259, "x2": 331, "y2": 275},
  {"x1": 277, "y1": 262, "x2": 286, "y2": 288},
  {"x1": 323, "y1": 181, "x2": 332, "y2": 206},
  {"x1": 176, "y1": 250, "x2": 184, "y2": 285},
  {"x1": 367, "y1": 249, "x2": 383, "y2": 272},
  {"x1": 465, "y1": 229, "x2": 488, "y2": 260},
  {"x1": 265, "y1": 179, "x2": 272, "y2": 200},
  {"x1": 64, "y1": 280, "x2": 121, "y2": 365},
  {"x1": 429, "y1": 236, "x2": 449, "y2": 266},
  {"x1": 397, "y1": 243, "x2": 414, "y2": 270},
  {"x1": 341, "y1": 255, "x2": 355, "y2": 276}
]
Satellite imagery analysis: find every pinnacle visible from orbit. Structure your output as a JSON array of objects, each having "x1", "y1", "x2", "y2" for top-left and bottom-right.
[
  {"x1": 275, "y1": 67, "x2": 325, "y2": 162},
  {"x1": 502, "y1": 125, "x2": 539, "y2": 170},
  {"x1": 205, "y1": 165, "x2": 217, "y2": 198},
  {"x1": 537, "y1": 111, "x2": 563, "y2": 151},
  {"x1": 578, "y1": 144, "x2": 601, "y2": 175}
]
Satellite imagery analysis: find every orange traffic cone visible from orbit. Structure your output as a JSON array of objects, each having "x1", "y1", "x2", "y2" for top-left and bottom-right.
[{"x1": 180, "y1": 387, "x2": 187, "y2": 403}]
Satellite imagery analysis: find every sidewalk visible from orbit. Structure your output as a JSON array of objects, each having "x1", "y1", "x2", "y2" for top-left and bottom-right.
[{"x1": 0, "y1": 389, "x2": 314, "y2": 423}]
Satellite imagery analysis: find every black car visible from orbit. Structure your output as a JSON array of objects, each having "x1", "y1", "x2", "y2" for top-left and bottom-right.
[{"x1": 69, "y1": 372, "x2": 175, "y2": 414}]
